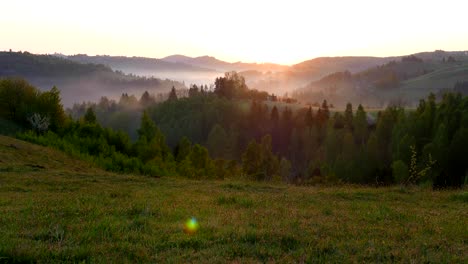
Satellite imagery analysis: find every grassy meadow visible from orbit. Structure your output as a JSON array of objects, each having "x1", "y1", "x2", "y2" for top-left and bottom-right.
[
  {"x1": 0, "y1": 135, "x2": 466, "y2": 263},
  {"x1": 381, "y1": 63, "x2": 468, "y2": 102}
]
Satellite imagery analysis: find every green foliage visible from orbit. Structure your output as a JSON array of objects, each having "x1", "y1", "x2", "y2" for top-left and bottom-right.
[
  {"x1": 137, "y1": 111, "x2": 159, "y2": 141},
  {"x1": 0, "y1": 78, "x2": 65, "y2": 131},
  {"x1": 353, "y1": 104, "x2": 368, "y2": 144},
  {"x1": 83, "y1": 107, "x2": 97, "y2": 124},
  {"x1": 37, "y1": 86, "x2": 66, "y2": 131},
  {"x1": 392, "y1": 160, "x2": 409, "y2": 184},
  {"x1": 17, "y1": 115, "x2": 169, "y2": 177},
  {"x1": 175, "y1": 137, "x2": 192, "y2": 162},
  {"x1": 407, "y1": 145, "x2": 436, "y2": 185},
  {"x1": 178, "y1": 144, "x2": 216, "y2": 179},
  {"x1": 206, "y1": 124, "x2": 228, "y2": 159},
  {"x1": 8, "y1": 77, "x2": 467, "y2": 188},
  {"x1": 242, "y1": 135, "x2": 280, "y2": 181}
]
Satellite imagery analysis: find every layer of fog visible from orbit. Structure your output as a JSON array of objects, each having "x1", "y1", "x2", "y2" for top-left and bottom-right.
[
  {"x1": 28, "y1": 77, "x2": 178, "y2": 107},
  {"x1": 118, "y1": 69, "x2": 223, "y2": 88}
]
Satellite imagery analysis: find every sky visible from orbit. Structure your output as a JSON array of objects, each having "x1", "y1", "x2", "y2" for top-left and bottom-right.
[{"x1": 1, "y1": 0, "x2": 467, "y2": 65}]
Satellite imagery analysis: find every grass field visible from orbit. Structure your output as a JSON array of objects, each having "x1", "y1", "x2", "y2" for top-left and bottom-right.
[
  {"x1": 0, "y1": 135, "x2": 467, "y2": 263},
  {"x1": 394, "y1": 63, "x2": 468, "y2": 101}
]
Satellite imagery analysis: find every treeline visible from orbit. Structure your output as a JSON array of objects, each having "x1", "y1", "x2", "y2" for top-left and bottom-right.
[
  {"x1": 67, "y1": 91, "x2": 157, "y2": 140},
  {"x1": 1, "y1": 76, "x2": 467, "y2": 187},
  {"x1": 66, "y1": 72, "x2": 287, "y2": 141}
]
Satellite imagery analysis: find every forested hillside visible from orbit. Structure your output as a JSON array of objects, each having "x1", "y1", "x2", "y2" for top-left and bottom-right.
[
  {"x1": 0, "y1": 51, "x2": 185, "y2": 106},
  {"x1": 2, "y1": 73, "x2": 467, "y2": 188}
]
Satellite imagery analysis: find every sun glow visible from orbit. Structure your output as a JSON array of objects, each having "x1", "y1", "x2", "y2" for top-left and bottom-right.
[{"x1": 1, "y1": 0, "x2": 467, "y2": 64}]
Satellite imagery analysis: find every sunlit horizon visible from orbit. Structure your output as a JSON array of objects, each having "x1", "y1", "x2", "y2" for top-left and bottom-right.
[{"x1": 1, "y1": 0, "x2": 468, "y2": 65}]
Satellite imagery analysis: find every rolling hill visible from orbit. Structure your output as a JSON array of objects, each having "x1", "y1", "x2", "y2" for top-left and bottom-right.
[
  {"x1": 64, "y1": 54, "x2": 289, "y2": 87},
  {"x1": 161, "y1": 55, "x2": 289, "y2": 73},
  {"x1": 238, "y1": 57, "x2": 395, "y2": 96},
  {"x1": 0, "y1": 51, "x2": 185, "y2": 106},
  {"x1": 293, "y1": 51, "x2": 468, "y2": 107},
  {"x1": 4, "y1": 50, "x2": 468, "y2": 106},
  {"x1": 67, "y1": 54, "x2": 214, "y2": 73}
]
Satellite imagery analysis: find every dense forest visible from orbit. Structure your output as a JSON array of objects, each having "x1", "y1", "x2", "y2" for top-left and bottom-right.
[{"x1": 1, "y1": 72, "x2": 467, "y2": 188}]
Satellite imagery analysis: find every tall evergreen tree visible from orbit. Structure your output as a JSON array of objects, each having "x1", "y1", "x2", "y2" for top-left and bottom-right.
[
  {"x1": 344, "y1": 102, "x2": 353, "y2": 130},
  {"x1": 354, "y1": 104, "x2": 367, "y2": 145},
  {"x1": 321, "y1": 100, "x2": 330, "y2": 120},
  {"x1": 140, "y1": 91, "x2": 155, "y2": 107},
  {"x1": 83, "y1": 107, "x2": 97, "y2": 124},
  {"x1": 138, "y1": 111, "x2": 158, "y2": 140},
  {"x1": 271, "y1": 106, "x2": 279, "y2": 126},
  {"x1": 168, "y1": 86, "x2": 178, "y2": 101}
]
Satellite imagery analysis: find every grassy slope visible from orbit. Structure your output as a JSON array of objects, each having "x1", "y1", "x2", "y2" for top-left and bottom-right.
[
  {"x1": 400, "y1": 64, "x2": 468, "y2": 93},
  {"x1": 379, "y1": 63, "x2": 468, "y2": 102},
  {"x1": 0, "y1": 135, "x2": 467, "y2": 263}
]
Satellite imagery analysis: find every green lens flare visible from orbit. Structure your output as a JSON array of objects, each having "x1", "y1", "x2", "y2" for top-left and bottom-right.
[{"x1": 184, "y1": 217, "x2": 199, "y2": 234}]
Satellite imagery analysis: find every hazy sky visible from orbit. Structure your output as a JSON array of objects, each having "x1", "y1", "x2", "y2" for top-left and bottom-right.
[{"x1": 1, "y1": 0, "x2": 467, "y2": 64}]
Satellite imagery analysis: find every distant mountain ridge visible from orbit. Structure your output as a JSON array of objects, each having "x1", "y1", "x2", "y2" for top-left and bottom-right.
[
  {"x1": 293, "y1": 50, "x2": 468, "y2": 107},
  {"x1": 0, "y1": 51, "x2": 185, "y2": 106},
  {"x1": 67, "y1": 54, "x2": 214, "y2": 73},
  {"x1": 4, "y1": 49, "x2": 468, "y2": 107},
  {"x1": 161, "y1": 54, "x2": 289, "y2": 72},
  {"x1": 61, "y1": 53, "x2": 289, "y2": 75}
]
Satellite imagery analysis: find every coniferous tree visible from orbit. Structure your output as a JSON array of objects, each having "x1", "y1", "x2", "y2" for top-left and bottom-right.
[
  {"x1": 354, "y1": 104, "x2": 367, "y2": 145},
  {"x1": 321, "y1": 100, "x2": 330, "y2": 120},
  {"x1": 140, "y1": 91, "x2": 155, "y2": 107},
  {"x1": 135, "y1": 111, "x2": 171, "y2": 163},
  {"x1": 168, "y1": 86, "x2": 178, "y2": 101},
  {"x1": 344, "y1": 102, "x2": 353, "y2": 130},
  {"x1": 271, "y1": 106, "x2": 279, "y2": 126},
  {"x1": 84, "y1": 107, "x2": 97, "y2": 124},
  {"x1": 138, "y1": 111, "x2": 158, "y2": 140}
]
